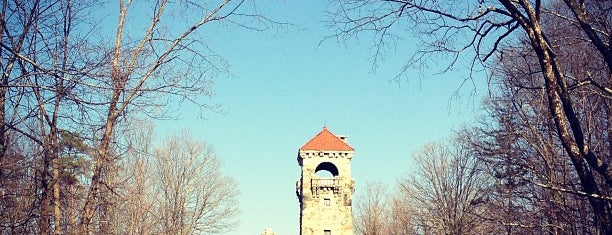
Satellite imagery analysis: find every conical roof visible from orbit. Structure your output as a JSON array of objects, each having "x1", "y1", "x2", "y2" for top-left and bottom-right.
[{"x1": 300, "y1": 126, "x2": 354, "y2": 151}]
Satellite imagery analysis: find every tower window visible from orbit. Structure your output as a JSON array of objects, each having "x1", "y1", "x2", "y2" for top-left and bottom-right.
[
  {"x1": 324, "y1": 230, "x2": 331, "y2": 235},
  {"x1": 324, "y1": 198, "x2": 330, "y2": 206},
  {"x1": 314, "y1": 162, "x2": 339, "y2": 177}
]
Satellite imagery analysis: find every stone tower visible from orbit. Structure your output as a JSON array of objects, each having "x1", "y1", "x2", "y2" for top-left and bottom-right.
[
  {"x1": 296, "y1": 127, "x2": 355, "y2": 235},
  {"x1": 261, "y1": 228, "x2": 276, "y2": 235}
]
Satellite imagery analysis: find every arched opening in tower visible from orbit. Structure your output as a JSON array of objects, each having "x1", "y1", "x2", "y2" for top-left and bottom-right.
[{"x1": 314, "y1": 162, "x2": 339, "y2": 177}]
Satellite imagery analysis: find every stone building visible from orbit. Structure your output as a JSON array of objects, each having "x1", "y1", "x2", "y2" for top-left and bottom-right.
[{"x1": 296, "y1": 127, "x2": 355, "y2": 235}]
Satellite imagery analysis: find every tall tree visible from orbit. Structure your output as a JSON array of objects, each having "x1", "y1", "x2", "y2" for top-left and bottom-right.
[
  {"x1": 0, "y1": 0, "x2": 97, "y2": 233},
  {"x1": 465, "y1": 1, "x2": 610, "y2": 232},
  {"x1": 463, "y1": 5, "x2": 611, "y2": 228},
  {"x1": 1, "y1": 0, "x2": 272, "y2": 233},
  {"x1": 329, "y1": 0, "x2": 611, "y2": 230},
  {"x1": 78, "y1": 1, "x2": 270, "y2": 231}
]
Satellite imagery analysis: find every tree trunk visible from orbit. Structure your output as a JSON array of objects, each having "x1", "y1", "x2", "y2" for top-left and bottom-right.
[
  {"x1": 79, "y1": 101, "x2": 118, "y2": 234},
  {"x1": 53, "y1": 157, "x2": 62, "y2": 235},
  {"x1": 519, "y1": 9, "x2": 611, "y2": 233},
  {"x1": 69, "y1": 184, "x2": 76, "y2": 235},
  {"x1": 39, "y1": 151, "x2": 50, "y2": 235}
]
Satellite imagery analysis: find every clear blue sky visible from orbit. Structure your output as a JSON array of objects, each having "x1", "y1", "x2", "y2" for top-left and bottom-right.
[{"x1": 109, "y1": 1, "x2": 488, "y2": 234}]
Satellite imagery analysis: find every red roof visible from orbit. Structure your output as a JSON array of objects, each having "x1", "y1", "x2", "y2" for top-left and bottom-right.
[{"x1": 300, "y1": 127, "x2": 354, "y2": 151}]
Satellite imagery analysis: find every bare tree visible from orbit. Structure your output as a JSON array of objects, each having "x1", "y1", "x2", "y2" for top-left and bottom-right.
[
  {"x1": 467, "y1": 92, "x2": 600, "y2": 233},
  {"x1": 78, "y1": 1, "x2": 272, "y2": 232},
  {"x1": 329, "y1": 0, "x2": 611, "y2": 231},
  {"x1": 385, "y1": 193, "x2": 414, "y2": 235},
  {"x1": 463, "y1": 17, "x2": 610, "y2": 231},
  {"x1": 152, "y1": 130, "x2": 239, "y2": 235},
  {"x1": 354, "y1": 181, "x2": 415, "y2": 235},
  {"x1": 114, "y1": 121, "x2": 157, "y2": 235},
  {"x1": 0, "y1": 0, "x2": 273, "y2": 233},
  {"x1": 400, "y1": 140, "x2": 491, "y2": 235},
  {"x1": 462, "y1": 1, "x2": 610, "y2": 232},
  {"x1": 0, "y1": 132, "x2": 39, "y2": 234},
  {"x1": 105, "y1": 123, "x2": 239, "y2": 235},
  {"x1": 0, "y1": 1, "x2": 98, "y2": 233},
  {"x1": 353, "y1": 181, "x2": 391, "y2": 235}
]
